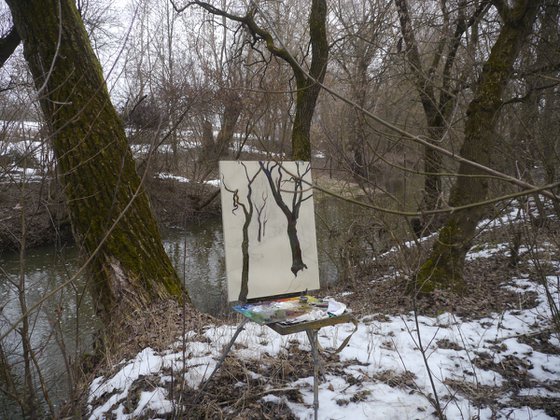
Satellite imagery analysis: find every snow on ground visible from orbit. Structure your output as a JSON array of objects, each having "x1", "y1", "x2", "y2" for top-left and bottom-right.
[
  {"x1": 1, "y1": 139, "x2": 53, "y2": 183},
  {"x1": 156, "y1": 172, "x2": 219, "y2": 187},
  {"x1": 87, "y1": 243, "x2": 560, "y2": 419},
  {"x1": 129, "y1": 140, "x2": 284, "y2": 158},
  {"x1": 3, "y1": 140, "x2": 49, "y2": 160},
  {"x1": 0, "y1": 119, "x2": 42, "y2": 134},
  {"x1": 234, "y1": 143, "x2": 284, "y2": 158},
  {"x1": 481, "y1": 197, "x2": 556, "y2": 229},
  {"x1": 130, "y1": 140, "x2": 200, "y2": 156},
  {"x1": 0, "y1": 167, "x2": 45, "y2": 184},
  {"x1": 379, "y1": 199, "x2": 552, "y2": 262}
]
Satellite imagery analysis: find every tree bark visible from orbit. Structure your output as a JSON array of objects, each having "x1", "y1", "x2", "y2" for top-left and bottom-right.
[
  {"x1": 0, "y1": 26, "x2": 20, "y2": 68},
  {"x1": 291, "y1": 0, "x2": 329, "y2": 161},
  {"x1": 214, "y1": 91, "x2": 242, "y2": 159},
  {"x1": 414, "y1": 0, "x2": 543, "y2": 294},
  {"x1": 6, "y1": 0, "x2": 185, "y2": 322}
]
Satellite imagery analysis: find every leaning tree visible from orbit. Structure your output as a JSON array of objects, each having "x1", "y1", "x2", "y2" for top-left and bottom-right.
[{"x1": 5, "y1": 0, "x2": 185, "y2": 327}]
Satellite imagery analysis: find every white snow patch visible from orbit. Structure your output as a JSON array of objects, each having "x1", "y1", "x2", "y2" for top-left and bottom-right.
[
  {"x1": 155, "y1": 172, "x2": 220, "y2": 187},
  {"x1": 87, "y1": 242, "x2": 560, "y2": 419}
]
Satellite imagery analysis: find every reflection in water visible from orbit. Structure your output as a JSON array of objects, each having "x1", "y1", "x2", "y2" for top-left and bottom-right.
[
  {"x1": 162, "y1": 219, "x2": 227, "y2": 315},
  {"x1": 0, "y1": 218, "x2": 233, "y2": 415},
  {"x1": 315, "y1": 195, "x2": 378, "y2": 284},
  {"x1": 0, "y1": 244, "x2": 96, "y2": 416}
]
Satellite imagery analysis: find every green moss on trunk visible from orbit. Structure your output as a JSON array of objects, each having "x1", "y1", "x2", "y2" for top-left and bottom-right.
[
  {"x1": 414, "y1": 221, "x2": 467, "y2": 294},
  {"x1": 290, "y1": 0, "x2": 328, "y2": 161},
  {"x1": 7, "y1": 0, "x2": 186, "y2": 319}
]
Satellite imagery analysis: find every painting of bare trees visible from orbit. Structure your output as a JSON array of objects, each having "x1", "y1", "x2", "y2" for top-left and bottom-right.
[{"x1": 219, "y1": 161, "x2": 320, "y2": 302}]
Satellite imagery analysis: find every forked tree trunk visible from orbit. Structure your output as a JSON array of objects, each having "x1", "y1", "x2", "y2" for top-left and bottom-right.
[
  {"x1": 395, "y1": 0, "x2": 491, "y2": 220},
  {"x1": 414, "y1": 0, "x2": 543, "y2": 294},
  {"x1": 7, "y1": 0, "x2": 185, "y2": 322},
  {"x1": 214, "y1": 92, "x2": 242, "y2": 159},
  {"x1": 259, "y1": 162, "x2": 309, "y2": 276},
  {"x1": 395, "y1": 0, "x2": 445, "y2": 213}
]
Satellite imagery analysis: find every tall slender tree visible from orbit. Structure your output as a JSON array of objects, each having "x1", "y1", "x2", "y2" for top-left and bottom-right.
[
  {"x1": 332, "y1": 0, "x2": 393, "y2": 181},
  {"x1": 395, "y1": 0, "x2": 491, "y2": 217}
]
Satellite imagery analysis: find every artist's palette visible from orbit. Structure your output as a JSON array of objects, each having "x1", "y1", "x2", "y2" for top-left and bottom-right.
[{"x1": 233, "y1": 295, "x2": 346, "y2": 325}]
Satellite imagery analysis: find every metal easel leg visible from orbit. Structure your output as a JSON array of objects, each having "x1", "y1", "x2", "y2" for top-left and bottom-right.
[
  {"x1": 306, "y1": 328, "x2": 320, "y2": 420},
  {"x1": 198, "y1": 317, "x2": 249, "y2": 393}
]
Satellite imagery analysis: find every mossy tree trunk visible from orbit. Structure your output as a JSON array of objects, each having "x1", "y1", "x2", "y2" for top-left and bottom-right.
[
  {"x1": 414, "y1": 0, "x2": 543, "y2": 294},
  {"x1": 6, "y1": 0, "x2": 185, "y2": 322}
]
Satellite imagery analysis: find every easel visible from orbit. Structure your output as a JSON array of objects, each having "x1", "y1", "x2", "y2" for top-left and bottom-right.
[
  {"x1": 199, "y1": 312, "x2": 357, "y2": 420},
  {"x1": 215, "y1": 161, "x2": 357, "y2": 418}
]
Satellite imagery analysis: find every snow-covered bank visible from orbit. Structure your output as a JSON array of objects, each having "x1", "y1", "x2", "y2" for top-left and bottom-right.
[
  {"x1": 156, "y1": 172, "x2": 220, "y2": 187},
  {"x1": 86, "y1": 241, "x2": 560, "y2": 419}
]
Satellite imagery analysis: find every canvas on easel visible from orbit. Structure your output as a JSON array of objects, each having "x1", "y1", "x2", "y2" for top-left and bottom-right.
[
  {"x1": 216, "y1": 161, "x2": 356, "y2": 420},
  {"x1": 219, "y1": 161, "x2": 320, "y2": 303}
]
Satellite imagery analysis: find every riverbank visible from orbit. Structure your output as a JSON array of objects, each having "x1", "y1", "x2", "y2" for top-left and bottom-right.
[
  {"x1": 4, "y1": 171, "x2": 559, "y2": 418},
  {"x1": 0, "y1": 176, "x2": 221, "y2": 253},
  {"x1": 84, "y1": 203, "x2": 560, "y2": 419}
]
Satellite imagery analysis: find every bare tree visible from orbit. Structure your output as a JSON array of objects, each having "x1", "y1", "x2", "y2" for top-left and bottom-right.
[
  {"x1": 259, "y1": 161, "x2": 312, "y2": 276},
  {"x1": 222, "y1": 163, "x2": 262, "y2": 302},
  {"x1": 172, "y1": 0, "x2": 329, "y2": 160},
  {"x1": 395, "y1": 0, "x2": 491, "y2": 218},
  {"x1": 330, "y1": 0, "x2": 394, "y2": 181},
  {"x1": 414, "y1": 0, "x2": 544, "y2": 293},
  {"x1": 255, "y1": 190, "x2": 268, "y2": 242},
  {"x1": 516, "y1": 1, "x2": 560, "y2": 215}
]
